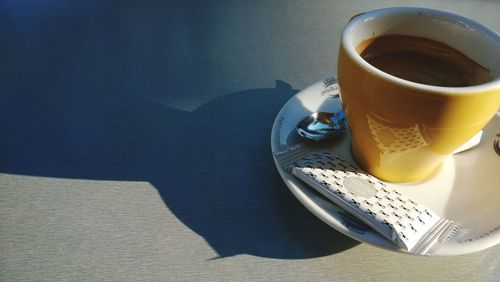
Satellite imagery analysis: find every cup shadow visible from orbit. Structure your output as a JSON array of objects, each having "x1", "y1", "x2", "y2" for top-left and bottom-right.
[{"x1": 1, "y1": 80, "x2": 359, "y2": 259}]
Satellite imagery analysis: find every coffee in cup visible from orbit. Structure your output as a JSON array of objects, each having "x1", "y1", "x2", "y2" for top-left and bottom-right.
[{"x1": 357, "y1": 35, "x2": 491, "y2": 87}]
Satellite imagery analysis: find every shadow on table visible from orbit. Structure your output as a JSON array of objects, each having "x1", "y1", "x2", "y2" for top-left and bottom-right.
[
  {"x1": 0, "y1": 0, "x2": 359, "y2": 259},
  {"x1": 0, "y1": 80, "x2": 359, "y2": 259}
]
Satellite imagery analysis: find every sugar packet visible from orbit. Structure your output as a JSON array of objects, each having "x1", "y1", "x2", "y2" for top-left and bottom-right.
[{"x1": 275, "y1": 145, "x2": 460, "y2": 255}]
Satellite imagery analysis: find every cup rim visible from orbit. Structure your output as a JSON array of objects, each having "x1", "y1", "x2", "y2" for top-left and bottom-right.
[{"x1": 341, "y1": 7, "x2": 500, "y2": 95}]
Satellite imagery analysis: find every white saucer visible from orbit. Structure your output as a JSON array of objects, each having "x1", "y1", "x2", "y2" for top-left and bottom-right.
[{"x1": 271, "y1": 78, "x2": 500, "y2": 255}]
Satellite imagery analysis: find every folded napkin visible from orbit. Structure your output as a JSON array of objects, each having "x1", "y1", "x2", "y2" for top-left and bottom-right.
[{"x1": 275, "y1": 144, "x2": 460, "y2": 255}]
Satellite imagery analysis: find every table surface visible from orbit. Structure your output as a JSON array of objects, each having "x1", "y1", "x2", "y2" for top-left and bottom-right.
[{"x1": 1, "y1": 1, "x2": 499, "y2": 281}]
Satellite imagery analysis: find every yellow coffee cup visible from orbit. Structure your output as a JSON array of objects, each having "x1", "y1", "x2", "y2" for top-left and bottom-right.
[{"x1": 338, "y1": 7, "x2": 500, "y2": 182}]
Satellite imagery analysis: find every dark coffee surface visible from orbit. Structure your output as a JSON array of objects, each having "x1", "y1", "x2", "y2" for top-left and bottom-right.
[{"x1": 357, "y1": 35, "x2": 490, "y2": 87}]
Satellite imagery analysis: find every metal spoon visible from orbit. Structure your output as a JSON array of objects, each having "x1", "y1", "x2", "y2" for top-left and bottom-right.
[{"x1": 296, "y1": 111, "x2": 347, "y2": 141}]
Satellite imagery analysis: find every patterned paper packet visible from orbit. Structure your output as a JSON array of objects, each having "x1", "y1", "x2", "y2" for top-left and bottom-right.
[{"x1": 275, "y1": 145, "x2": 460, "y2": 255}]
